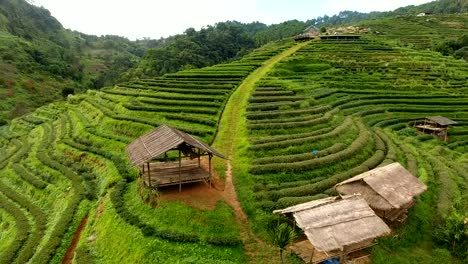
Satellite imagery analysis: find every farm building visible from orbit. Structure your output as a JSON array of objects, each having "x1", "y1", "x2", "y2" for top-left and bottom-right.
[
  {"x1": 319, "y1": 35, "x2": 361, "y2": 40},
  {"x1": 415, "y1": 116, "x2": 458, "y2": 141},
  {"x1": 336, "y1": 162, "x2": 427, "y2": 223},
  {"x1": 293, "y1": 33, "x2": 316, "y2": 41},
  {"x1": 127, "y1": 125, "x2": 225, "y2": 191},
  {"x1": 274, "y1": 195, "x2": 391, "y2": 264}
]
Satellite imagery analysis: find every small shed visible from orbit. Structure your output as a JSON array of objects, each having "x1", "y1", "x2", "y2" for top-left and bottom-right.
[
  {"x1": 336, "y1": 162, "x2": 427, "y2": 222},
  {"x1": 294, "y1": 32, "x2": 316, "y2": 41},
  {"x1": 127, "y1": 125, "x2": 225, "y2": 191},
  {"x1": 274, "y1": 195, "x2": 391, "y2": 263},
  {"x1": 415, "y1": 116, "x2": 457, "y2": 141}
]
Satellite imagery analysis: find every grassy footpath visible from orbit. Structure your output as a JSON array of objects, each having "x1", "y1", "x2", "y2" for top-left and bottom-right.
[{"x1": 212, "y1": 41, "x2": 310, "y2": 264}]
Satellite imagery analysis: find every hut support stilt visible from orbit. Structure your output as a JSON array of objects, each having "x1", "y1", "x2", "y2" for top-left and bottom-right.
[
  {"x1": 147, "y1": 162, "x2": 151, "y2": 188},
  {"x1": 178, "y1": 149, "x2": 182, "y2": 192},
  {"x1": 198, "y1": 149, "x2": 201, "y2": 167},
  {"x1": 309, "y1": 247, "x2": 315, "y2": 264},
  {"x1": 209, "y1": 154, "x2": 212, "y2": 189}
]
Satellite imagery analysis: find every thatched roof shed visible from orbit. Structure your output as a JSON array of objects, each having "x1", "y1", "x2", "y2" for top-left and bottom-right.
[
  {"x1": 127, "y1": 125, "x2": 225, "y2": 190},
  {"x1": 336, "y1": 162, "x2": 427, "y2": 221},
  {"x1": 426, "y1": 116, "x2": 457, "y2": 126},
  {"x1": 127, "y1": 125, "x2": 224, "y2": 167},
  {"x1": 274, "y1": 195, "x2": 390, "y2": 261}
]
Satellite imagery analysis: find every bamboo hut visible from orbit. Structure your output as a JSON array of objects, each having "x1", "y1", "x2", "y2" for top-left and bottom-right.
[
  {"x1": 127, "y1": 125, "x2": 225, "y2": 192},
  {"x1": 274, "y1": 195, "x2": 391, "y2": 263},
  {"x1": 336, "y1": 163, "x2": 427, "y2": 223},
  {"x1": 415, "y1": 116, "x2": 457, "y2": 142}
]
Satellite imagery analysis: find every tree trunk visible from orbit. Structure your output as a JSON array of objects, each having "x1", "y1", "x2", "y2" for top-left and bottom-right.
[{"x1": 280, "y1": 249, "x2": 284, "y2": 264}]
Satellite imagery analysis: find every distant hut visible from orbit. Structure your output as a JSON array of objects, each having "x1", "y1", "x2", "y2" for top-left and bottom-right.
[
  {"x1": 127, "y1": 125, "x2": 225, "y2": 192},
  {"x1": 274, "y1": 195, "x2": 391, "y2": 263},
  {"x1": 293, "y1": 25, "x2": 319, "y2": 41},
  {"x1": 336, "y1": 163, "x2": 427, "y2": 223},
  {"x1": 415, "y1": 116, "x2": 457, "y2": 142}
]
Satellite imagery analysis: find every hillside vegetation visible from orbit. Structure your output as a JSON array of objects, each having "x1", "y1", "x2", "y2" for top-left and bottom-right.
[
  {"x1": 0, "y1": 1, "x2": 468, "y2": 264},
  {"x1": 0, "y1": 40, "x2": 294, "y2": 264}
]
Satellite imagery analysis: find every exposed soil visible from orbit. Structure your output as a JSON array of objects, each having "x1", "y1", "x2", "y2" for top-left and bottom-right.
[
  {"x1": 222, "y1": 161, "x2": 247, "y2": 220},
  {"x1": 61, "y1": 215, "x2": 89, "y2": 264}
]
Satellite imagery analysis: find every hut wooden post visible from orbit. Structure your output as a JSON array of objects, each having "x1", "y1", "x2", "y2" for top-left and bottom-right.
[
  {"x1": 178, "y1": 149, "x2": 182, "y2": 192},
  {"x1": 147, "y1": 162, "x2": 151, "y2": 187},
  {"x1": 309, "y1": 247, "x2": 315, "y2": 264},
  {"x1": 198, "y1": 148, "x2": 201, "y2": 168},
  {"x1": 142, "y1": 164, "x2": 145, "y2": 173},
  {"x1": 208, "y1": 154, "x2": 212, "y2": 189},
  {"x1": 422, "y1": 119, "x2": 427, "y2": 133},
  {"x1": 444, "y1": 128, "x2": 448, "y2": 142}
]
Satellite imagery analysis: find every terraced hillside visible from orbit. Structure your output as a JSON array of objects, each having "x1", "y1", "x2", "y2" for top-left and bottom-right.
[
  {"x1": 360, "y1": 14, "x2": 468, "y2": 49},
  {"x1": 0, "y1": 40, "x2": 295, "y2": 264},
  {"x1": 234, "y1": 39, "x2": 468, "y2": 262},
  {"x1": 1, "y1": 35, "x2": 468, "y2": 264}
]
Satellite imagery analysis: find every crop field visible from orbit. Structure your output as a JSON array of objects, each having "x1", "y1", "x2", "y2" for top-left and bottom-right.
[
  {"x1": 239, "y1": 39, "x2": 468, "y2": 262},
  {"x1": 0, "y1": 34, "x2": 467, "y2": 264},
  {"x1": 0, "y1": 40, "x2": 295, "y2": 264},
  {"x1": 359, "y1": 14, "x2": 468, "y2": 49}
]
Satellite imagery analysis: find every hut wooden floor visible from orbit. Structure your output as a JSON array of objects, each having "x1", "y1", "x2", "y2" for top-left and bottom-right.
[
  {"x1": 143, "y1": 160, "x2": 210, "y2": 187},
  {"x1": 289, "y1": 240, "x2": 371, "y2": 264}
]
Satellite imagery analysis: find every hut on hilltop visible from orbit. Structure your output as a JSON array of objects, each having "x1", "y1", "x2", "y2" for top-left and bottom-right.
[
  {"x1": 274, "y1": 195, "x2": 391, "y2": 263},
  {"x1": 127, "y1": 125, "x2": 225, "y2": 192},
  {"x1": 415, "y1": 116, "x2": 457, "y2": 141},
  {"x1": 336, "y1": 162, "x2": 427, "y2": 223}
]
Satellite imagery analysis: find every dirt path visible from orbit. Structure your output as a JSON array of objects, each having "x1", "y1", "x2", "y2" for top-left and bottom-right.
[
  {"x1": 61, "y1": 215, "x2": 89, "y2": 264},
  {"x1": 211, "y1": 41, "x2": 311, "y2": 263},
  {"x1": 222, "y1": 161, "x2": 247, "y2": 220}
]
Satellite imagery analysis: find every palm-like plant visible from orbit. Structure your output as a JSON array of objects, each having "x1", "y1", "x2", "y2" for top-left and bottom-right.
[{"x1": 269, "y1": 222, "x2": 297, "y2": 264}]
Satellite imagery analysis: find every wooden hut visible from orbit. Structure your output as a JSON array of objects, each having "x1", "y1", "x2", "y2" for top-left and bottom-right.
[
  {"x1": 336, "y1": 162, "x2": 427, "y2": 223},
  {"x1": 274, "y1": 195, "x2": 391, "y2": 263},
  {"x1": 415, "y1": 116, "x2": 457, "y2": 141},
  {"x1": 127, "y1": 125, "x2": 225, "y2": 192}
]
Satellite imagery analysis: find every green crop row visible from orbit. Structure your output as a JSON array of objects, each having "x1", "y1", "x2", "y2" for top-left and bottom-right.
[
  {"x1": 247, "y1": 111, "x2": 332, "y2": 130},
  {"x1": 258, "y1": 146, "x2": 385, "y2": 204},
  {"x1": 0, "y1": 194, "x2": 30, "y2": 264},
  {"x1": 248, "y1": 95, "x2": 306, "y2": 103},
  {"x1": 124, "y1": 102, "x2": 219, "y2": 115},
  {"x1": 250, "y1": 125, "x2": 334, "y2": 146},
  {"x1": 248, "y1": 113, "x2": 323, "y2": 125},
  {"x1": 253, "y1": 143, "x2": 346, "y2": 165},
  {"x1": 250, "y1": 116, "x2": 350, "y2": 150},
  {"x1": 163, "y1": 114, "x2": 217, "y2": 127},
  {"x1": 247, "y1": 101, "x2": 303, "y2": 111},
  {"x1": 246, "y1": 105, "x2": 331, "y2": 120},
  {"x1": 0, "y1": 181, "x2": 47, "y2": 263},
  {"x1": 105, "y1": 88, "x2": 225, "y2": 102},
  {"x1": 11, "y1": 163, "x2": 47, "y2": 190},
  {"x1": 252, "y1": 90, "x2": 295, "y2": 96},
  {"x1": 31, "y1": 125, "x2": 85, "y2": 264},
  {"x1": 0, "y1": 140, "x2": 22, "y2": 169},
  {"x1": 85, "y1": 98, "x2": 212, "y2": 137},
  {"x1": 249, "y1": 121, "x2": 371, "y2": 174},
  {"x1": 139, "y1": 98, "x2": 222, "y2": 108}
]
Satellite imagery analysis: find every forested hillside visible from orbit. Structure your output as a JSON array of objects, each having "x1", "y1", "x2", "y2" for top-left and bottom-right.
[{"x1": 0, "y1": 0, "x2": 310, "y2": 124}]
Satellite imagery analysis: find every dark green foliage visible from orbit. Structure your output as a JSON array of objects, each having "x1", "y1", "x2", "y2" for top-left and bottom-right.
[{"x1": 11, "y1": 163, "x2": 47, "y2": 189}]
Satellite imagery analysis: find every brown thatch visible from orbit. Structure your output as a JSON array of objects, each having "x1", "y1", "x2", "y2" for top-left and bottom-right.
[
  {"x1": 274, "y1": 195, "x2": 390, "y2": 253},
  {"x1": 426, "y1": 116, "x2": 457, "y2": 126},
  {"x1": 336, "y1": 162, "x2": 427, "y2": 211},
  {"x1": 127, "y1": 125, "x2": 224, "y2": 167}
]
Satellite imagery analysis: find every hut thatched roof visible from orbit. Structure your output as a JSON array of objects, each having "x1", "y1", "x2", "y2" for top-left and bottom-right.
[
  {"x1": 274, "y1": 195, "x2": 391, "y2": 253},
  {"x1": 336, "y1": 163, "x2": 427, "y2": 210},
  {"x1": 127, "y1": 125, "x2": 224, "y2": 167},
  {"x1": 426, "y1": 116, "x2": 457, "y2": 126}
]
